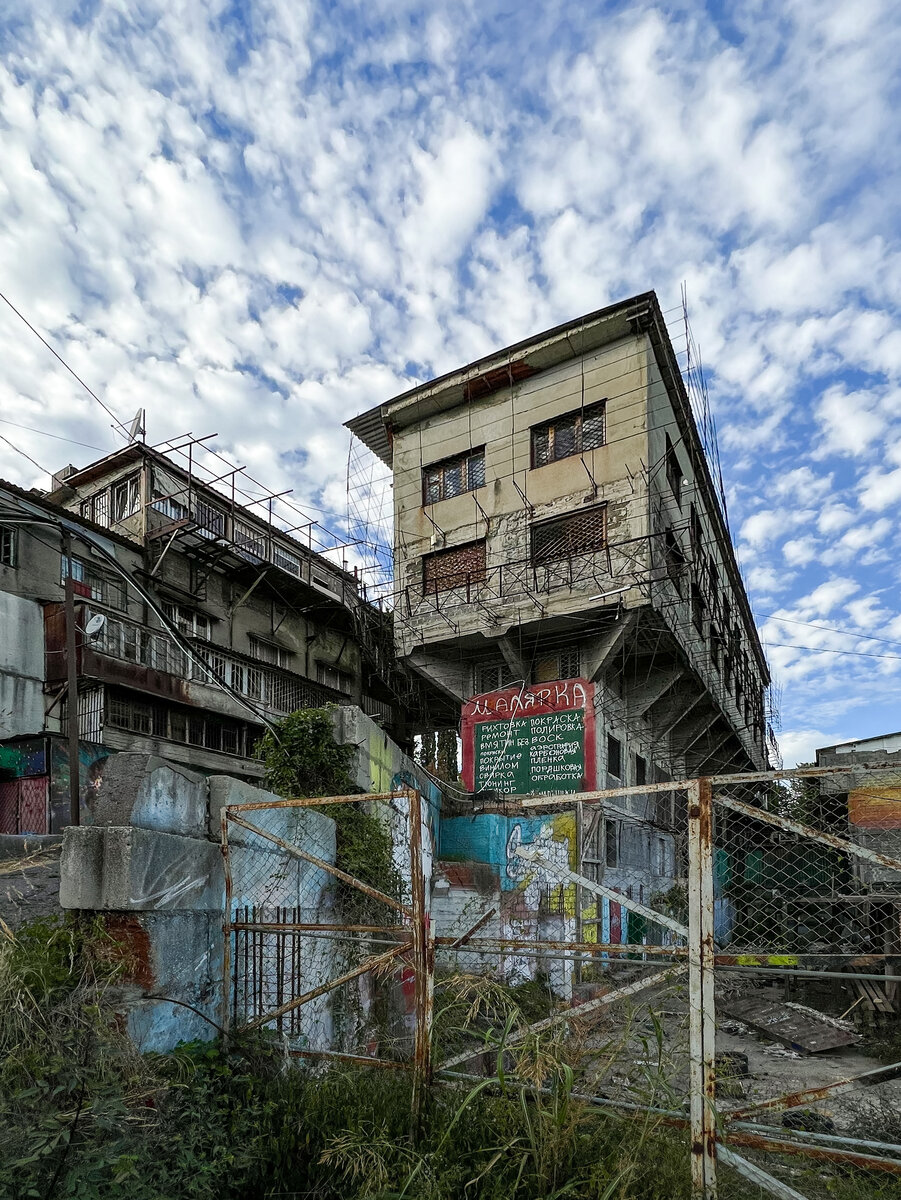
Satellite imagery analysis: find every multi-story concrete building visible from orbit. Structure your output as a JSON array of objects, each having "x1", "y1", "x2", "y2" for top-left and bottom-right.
[
  {"x1": 0, "y1": 445, "x2": 447, "y2": 833},
  {"x1": 348, "y1": 291, "x2": 770, "y2": 784}
]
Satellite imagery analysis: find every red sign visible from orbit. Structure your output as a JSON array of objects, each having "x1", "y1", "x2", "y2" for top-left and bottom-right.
[{"x1": 461, "y1": 678, "x2": 597, "y2": 794}]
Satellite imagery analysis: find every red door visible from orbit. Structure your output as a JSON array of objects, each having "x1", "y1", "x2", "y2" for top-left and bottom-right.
[{"x1": 0, "y1": 777, "x2": 49, "y2": 834}]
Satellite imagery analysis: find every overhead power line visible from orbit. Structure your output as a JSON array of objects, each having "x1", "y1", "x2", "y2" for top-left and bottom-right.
[
  {"x1": 763, "y1": 641, "x2": 901, "y2": 662},
  {"x1": 0, "y1": 288, "x2": 130, "y2": 440}
]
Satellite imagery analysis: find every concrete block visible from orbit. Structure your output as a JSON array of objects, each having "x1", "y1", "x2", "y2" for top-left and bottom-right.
[
  {"x1": 207, "y1": 775, "x2": 283, "y2": 842},
  {"x1": 94, "y1": 754, "x2": 210, "y2": 839},
  {"x1": 102, "y1": 911, "x2": 224, "y2": 1053},
  {"x1": 61, "y1": 826, "x2": 223, "y2": 911}
]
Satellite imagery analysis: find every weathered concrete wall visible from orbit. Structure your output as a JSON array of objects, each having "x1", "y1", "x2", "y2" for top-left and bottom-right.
[
  {"x1": 59, "y1": 752, "x2": 340, "y2": 1052},
  {"x1": 0, "y1": 593, "x2": 45, "y2": 739},
  {"x1": 0, "y1": 834, "x2": 63, "y2": 929}
]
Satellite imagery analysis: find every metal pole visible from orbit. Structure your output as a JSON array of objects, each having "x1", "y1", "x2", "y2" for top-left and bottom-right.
[
  {"x1": 688, "y1": 777, "x2": 717, "y2": 1197},
  {"x1": 221, "y1": 810, "x2": 232, "y2": 1038},
  {"x1": 409, "y1": 789, "x2": 432, "y2": 1130},
  {"x1": 62, "y1": 531, "x2": 80, "y2": 827}
]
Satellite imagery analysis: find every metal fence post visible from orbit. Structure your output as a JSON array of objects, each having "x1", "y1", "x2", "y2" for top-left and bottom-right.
[
  {"x1": 221, "y1": 809, "x2": 233, "y2": 1038},
  {"x1": 409, "y1": 789, "x2": 432, "y2": 1129},
  {"x1": 688, "y1": 777, "x2": 717, "y2": 1197}
]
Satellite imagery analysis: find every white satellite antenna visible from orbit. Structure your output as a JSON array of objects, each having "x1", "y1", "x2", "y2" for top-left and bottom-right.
[
  {"x1": 127, "y1": 408, "x2": 145, "y2": 442},
  {"x1": 84, "y1": 613, "x2": 106, "y2": 641}
]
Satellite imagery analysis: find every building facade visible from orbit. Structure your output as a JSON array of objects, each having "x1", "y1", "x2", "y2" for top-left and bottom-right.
[
  {"x1": 0, "y1": 446, "x2": 448, "y2": 833},
  {"x1": 349, "y1": 291, "x2": 771, "y2": 784},
  {"x1": 348, "y1": 291, "x2": 772, "y2": 926}
]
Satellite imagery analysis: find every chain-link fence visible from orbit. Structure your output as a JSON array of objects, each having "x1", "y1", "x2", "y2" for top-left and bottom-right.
[{"x1": 220, "y1": 772, "x2": 901, "y2": 1199}]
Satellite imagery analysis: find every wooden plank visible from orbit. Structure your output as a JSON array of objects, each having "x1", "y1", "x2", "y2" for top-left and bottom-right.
[{"x1": 725, "y1": 996, "x2": 858, "y2": 1054}]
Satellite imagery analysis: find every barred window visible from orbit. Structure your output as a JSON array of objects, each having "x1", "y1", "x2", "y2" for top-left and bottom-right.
[
  {"x1": 61, "y1": 556, "x2": 126, "y2": 610},
  {"x1": 533, "y1": 647, "x2": 581, "y2": 683},
  {"x1": 423, "y1": 540, "x2": 486, "y2": 594},
  {"x1": 423, "y1": 447, "x2": 485, "y2": 504},
  {"x1": 0, "y1": 524, "x2": 17, "y2": 567},
  {"x1": 531, "y1": 400, "x2": 605, "y2": 468},
  {"x1": 111, "y1": 475, "x2": 141, "y2": 523},
  {"x1": 316, "y1": 663, "x2": 353, "y2": 694},
  {"x1": 530, "y1": 505, "x2": 607, "y2": 565},
  {"x1": 473, "y1": 661, "x2": 517, "y2": 694}
]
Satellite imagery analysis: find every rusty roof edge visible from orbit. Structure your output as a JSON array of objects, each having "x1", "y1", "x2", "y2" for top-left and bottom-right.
[{"x1": 345, "y1": 291, "x2": 657, "y2": 464}]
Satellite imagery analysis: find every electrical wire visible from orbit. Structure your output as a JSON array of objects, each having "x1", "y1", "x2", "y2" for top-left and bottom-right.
[{"x1": 0, "y1": 288, "x2": 131, "y2": 440}]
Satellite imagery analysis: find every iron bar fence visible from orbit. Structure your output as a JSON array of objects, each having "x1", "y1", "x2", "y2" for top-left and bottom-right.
[{"x1": 221, "y1": 766, "x2": 901, "y2": 1200}]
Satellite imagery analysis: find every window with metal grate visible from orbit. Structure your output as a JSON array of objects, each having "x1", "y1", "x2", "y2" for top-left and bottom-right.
[
  {"x1": 423, "y1": 539, "x2": 486, "y2": 594},
  {"x1": 530, "y1": 504, "x2": 607, "y2": 565},
  {"x1": 423, "y1": 446, "x2": 486, "y2": 503},
  {"x1": 531, "y1": 400, "x2": 606, "y2": 467}
]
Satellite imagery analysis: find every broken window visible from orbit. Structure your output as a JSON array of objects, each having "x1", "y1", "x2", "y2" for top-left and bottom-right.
[
  {"x1": 531, "y1": 400, "x2": 606, "y2": 467},
  {"x1": 530, "y1": 504, "x2": 607, "y2": 565},
  {"x1": 423, "y1": 446, "x2": 485, "y2": 504},
  {"x1": 665, "y1": 434, "x2": 683, "y2": 506},
  {"x1": 423, "y1": 540, "x2": 486, "y2": 595},
  {"x1": 0, "y1": 524, "x2": 17, "y2": 568},
  {"x1": 663, "y1": 528, "x2": 686, "y2": 594},
  {"x1": 111, "y1": 474, "x2": 141, "y2": 523}
]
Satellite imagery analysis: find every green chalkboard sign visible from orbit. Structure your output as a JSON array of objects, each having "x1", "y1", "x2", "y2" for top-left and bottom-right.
[{"x1": 474, "y1": 709, "x2": 585, "y2": 794}]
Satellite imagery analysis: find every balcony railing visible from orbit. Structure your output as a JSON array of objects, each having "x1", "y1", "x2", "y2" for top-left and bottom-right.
[
  {"x1": 403, "y1": 545, "x2": 620, "y2": 618},
  {"x1": 85, "y1": 609, "x2": 352, "y2": 716}
]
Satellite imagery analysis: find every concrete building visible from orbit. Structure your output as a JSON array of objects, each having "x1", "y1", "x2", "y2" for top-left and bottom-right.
[
  {"x1": 348, "y1": 291, "x2": 772, "y2": 931},
  {"x1": 0, "y1": 446, "x2": 449, "y2": 833}
]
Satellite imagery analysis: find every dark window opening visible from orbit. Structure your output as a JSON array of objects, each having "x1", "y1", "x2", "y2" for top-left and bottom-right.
[
  {"x1": 0, "y1": 524, "x2": 18, "y2": 567},
  {"x1": 607, "y1": 734, "x2": 622, "y2": 779},
  {"x1": 605, "y1": 820, "x2": 619, "y2": 867},
  {"x1": 423, "y1": 447, "x2": 485, "y2": 504},
  {"x1": 664, "y1": 528, "x2": 686, "y2": 595},
  {"x1": 530, "y1": 504, "x2": 607, "y2": 565},
  {"x1": 691, "y1": 583, "x2": 706, "y2": 636},
  {"x1": 635, "y1": 754, "x2": 647, "y2": 786},
  {"x1": 531, "y1": 400, "x2": 606, "y2": 468},
  {"x1": 665, "y1": 434, "x2": 683, "y2": 506},
  {"x1": 423, "y1": 540, "x2": 486, "y2": 595}
]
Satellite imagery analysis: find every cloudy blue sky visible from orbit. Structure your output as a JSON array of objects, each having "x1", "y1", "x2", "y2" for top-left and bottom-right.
[{"x1": 1, "y1": 0, "x2": 900, "y2": 763}]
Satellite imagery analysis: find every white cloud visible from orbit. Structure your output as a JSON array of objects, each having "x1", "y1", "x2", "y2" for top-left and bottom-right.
[{"x1": 779, "y1": 728, "x2": 833, "y2": 768}]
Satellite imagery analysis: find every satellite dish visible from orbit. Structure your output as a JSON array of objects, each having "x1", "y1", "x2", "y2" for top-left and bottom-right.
[{"x1": 84, "y1": 613, "x2": 106, "y2": 640}]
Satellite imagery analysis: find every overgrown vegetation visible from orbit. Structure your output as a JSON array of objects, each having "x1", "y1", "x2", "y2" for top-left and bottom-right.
[
  {"x1": 2, "y1": 917, "x2": 901, "y2": 1199},
  {"x1": 254, "y1": 706, "x2": 402, "y2": 913}
]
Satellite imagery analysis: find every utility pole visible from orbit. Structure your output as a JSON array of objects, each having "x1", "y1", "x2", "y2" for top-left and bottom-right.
[{"x1": 61, "y1": 531, "x2": 81, "y2": 826}]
